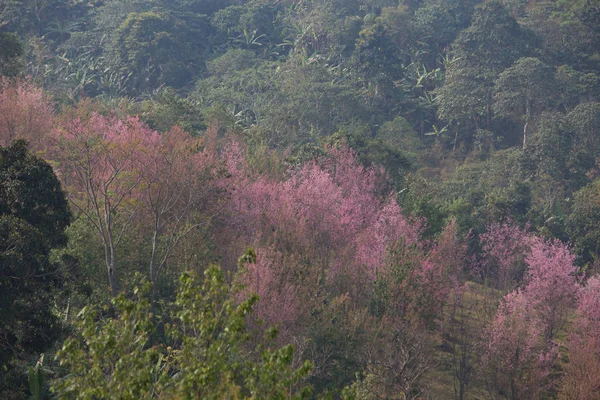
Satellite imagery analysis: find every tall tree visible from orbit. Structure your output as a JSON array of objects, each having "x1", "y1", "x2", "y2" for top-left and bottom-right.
[
  {"x1": 113, "y1": 10, "x2": 207, "y2": 93},
  {"x1": 52, "y1": 108, "x2": 158, "y2": 297},
  {"x1": 523, "y1": 238, "x2": 579, "y2": 340},
  {"x1": 480, "y1": 219, "x2": 532, "y2": 291},
  {"x1": 136, "y1": 126, "x2": 224, "y2": 296},
  {"x1": 482, "y1": 290, "x2": 556, "y2": 400},
  {"x1": 436, "y1": 0, "x2": 536, "y2": 140},
  {"x1": 558, "y1": 276, "x2": 600, "y2": 399},
  {"x1": 0, "y1": 140, "x2": 70, "y2": 395},
  {"x1": 493, "y1": 57, "x2": 556, "y2": 149}
]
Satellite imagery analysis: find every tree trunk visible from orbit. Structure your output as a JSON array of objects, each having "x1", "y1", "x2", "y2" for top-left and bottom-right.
[
  {"x1": 523, "y1": 101, "x2": 530, "y2": 150},
  {"x1": 150, "y1": 230, "x2": 158, "y2": 284},
  {"x1": 453, "y1": 125, "x2": 459, "y2": 152},
  {"x1": 107, "y1": 246, "x2": 119, "y2": 297},
  {"x1": 486, "y1": 97, "x2": 493, "y2": 130},
  {"x1": 103, "y1": 208, "x2": 120, "y2": 297}
]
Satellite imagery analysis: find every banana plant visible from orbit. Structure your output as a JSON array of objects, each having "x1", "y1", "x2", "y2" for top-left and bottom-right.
[
  {"x1": 231, "y1": 28, "x2": 267, "y2": 49},
  {"x1": 28, "y1": 354, "x2": 46, "y2": 400},
  {"x1": 43, "y1": 18, "x2": 83, "y2": 45},
  {"x1": 99, "y1": 69, "x2": 133, "y2": 99},
  {"x1": 425, "y1": 123, "x2": 449, "y2": 137}
]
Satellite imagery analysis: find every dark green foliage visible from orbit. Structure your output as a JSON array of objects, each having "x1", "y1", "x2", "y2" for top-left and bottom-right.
[
  {"x1": 166, "y1": 0, "x2": 240, "y2": 16},
  {"x1": 113, "y1": 11, "x2": 208, "y2": 93},
  {"x1": 0, "y1": 140, "x2": 70, "y2": 247},
  {"x1": 196, "y1": 55, "x2": 367, "y2": 149},
  {"x1": 352, "y1": 21, "x2": 403, "y2": 104},
  {"x1": 305, "y1": 296, "x2": 368, "y2": 396},
  {"x1": 0, "y1": 0, "x2": 81, "y2": 36},
  {"x1": 454, "y1": 0, "x2": 536, "y2": 76},
  {"x1": 212, "y1": 1, "x2": 283, "y2": 56},
  {"x1": 397, "y1": 175, "x2": 447, "y2": 239},
  {"x1": 329, "y1": 125, "x2": 412, "y2": 187},
  {"x1": 0, "y1": 140, "x2": 70, "y2": 397},
  {"x1": 436, "y1": 0, "x2": 538, "y2": 140},
  {"x1": 567, "y1": 179, "x2": 600, "y2": 265},
  {"x1": 139, "y1": 88, "x2": 206, "y2": 134},
  {"x1": 493, "y1": 57, "x2": 557, "y2": 148},
  {"x1": 412, "y1": 0, "x2": 479, "y2": 68},
  {"x1": 0, "y1": 32, "x2": 23, "y2": 77}
]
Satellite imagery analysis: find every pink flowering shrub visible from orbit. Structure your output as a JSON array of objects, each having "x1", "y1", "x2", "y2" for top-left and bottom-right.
[
  {"x1": 225, "y1": 146, "x2": 425, "y2": 296},
  {"x1": 356, "y1": 198, "x2": 423, "y2": 281},
  {"x1": 483, "y1": 236, "x2": 581, "y2": 397},
  {"x1": 51, "y1": 106, "x2": 228, "y2": 295}
]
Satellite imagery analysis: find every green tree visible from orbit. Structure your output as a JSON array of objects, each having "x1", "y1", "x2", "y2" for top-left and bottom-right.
[
  {"x1": 566, "y1": 179, "x2": 600, "y2": 266},
  {"x1": 211, "y1": 1, "x2": 285, "y2": 57},
  {"x1": 436, "y1": 0, "x2": 536, "y2": 140},
  {"x1": 351, "y1": 20, "x2": 403, "y2": 111},
  {"x1": 194, "y1": 52, "x2": 275, "y2": 131},
  {"x1": 412, "y1": 0, "x2": 480, "y2": 69},
  {"x1": 165, "y1": 0, "x2": 238, "y2": 16},
  {"x1": 567, "y1": 101, "x2": 600, "y2": 159},
  {"x1": 53, "y1": 265, "x2": 313, "y2": 399},
  {"x1": 0, "y1": 0, "x2": 77, "y2": 36},
  {"x1": 90, "y1": 0, "x2": 156, "y2": 35},
  {"x1": 493, "y1": 57, "x2": 556, "y2": 149},
  {"x1": 0, "y1": 32, "x2": 23, "y2": 77},
  {"x1": 113, "y1": 10, "x2": 207, "y2": 93},
  {"x1": 139, "y1": 87, "x2": 206, "y2": 134},
  {"x1": 0, "y1": 139, "x2": 70, "y2": 396}
]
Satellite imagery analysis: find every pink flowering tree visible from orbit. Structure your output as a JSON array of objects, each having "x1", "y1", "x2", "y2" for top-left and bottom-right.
[
  {"x1": 224, "y1": 145, "x2": 426, "y2": 301},
  {"x1": 482, "y1": 290, "x2": 557, "y2": 399},
  {"x1": 136, "y1": 126, "x2": 226, "y2": 293},
  {"x1": 52, "y1": 108, "x2": 159, "y2": 296},
  {"x1": 523, "y1": 238, "x2": 579, "y2": 340},
  {"x1": 480, "y1": 219, "x2": 532, "y2": 291},
  {"x1": 559, "y1": 276, "x2": 600, "y2": 398},
  {"x1": 482, "y1": 236, "x2": 581, "y2": 398},
  {"x1": 416, "y1": 219, "x2": 467, "y2": 324},
  {"x1": 237, "y1": 246, "x2": 301, "y2": 341},
  {"x1": 355, "y1": 198, "x2": 423, "y2": 282},
  {"x1": 0, "y1": 78, "x2": 54, "y2": 152}
]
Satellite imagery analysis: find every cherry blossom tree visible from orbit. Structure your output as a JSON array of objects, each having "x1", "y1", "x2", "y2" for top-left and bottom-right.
[
  {"x1": 355, "y1": 198, "x2": 423, "y2": 282},
  {"x1": 482, "y1": 290, "x2": 556, "y2": 399},
  {"x1": 558, "y1": 276, "x2": 600, "y2": 399},
  {"x1": 237, "y1": 246, "x2": 300, "y2": 340},
  {"x1": 483, "y1": 236, "x2": 580, "y2": 398},
  {"x1": 523, "y1": 238, "x2": 579, "y2": 340},
  {"x1": 224, "y1": 145, "x2": 425, "y2": 301},
  {"x1": 52, "y1": 108, "x2": 159, "y2": 296},
  {"x1": 0, "y1": 78, "x2": 53, "y2": 152},
  {"x1": 136, "y1": 126, "x2": 224, "y2": 294},
  {"x1": 480, "y1": 219, "x2": 532, "y2": 290},
  {"x1": 416, "y1": 219, "x2": 467, "y2": 324}
]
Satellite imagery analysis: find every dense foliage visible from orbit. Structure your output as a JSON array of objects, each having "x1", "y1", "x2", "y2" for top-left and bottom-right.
[{"x1": 1, "y1": 0, "x2": 600, "y2": 398}]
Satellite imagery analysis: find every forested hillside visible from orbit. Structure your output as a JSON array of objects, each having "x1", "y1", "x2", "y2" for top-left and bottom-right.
[{"x1": 1, "y1": 0, "x2": 599, "y2": 398}]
